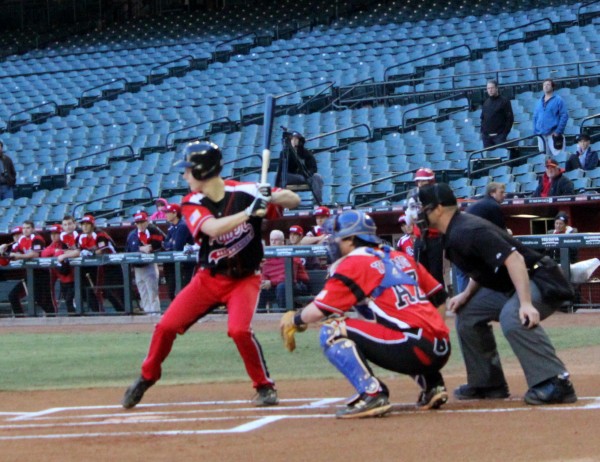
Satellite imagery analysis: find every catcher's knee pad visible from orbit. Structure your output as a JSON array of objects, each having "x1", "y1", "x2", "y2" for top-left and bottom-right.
[{"x1": 319, "y1": 323, "x2": 381, "y2": 395}]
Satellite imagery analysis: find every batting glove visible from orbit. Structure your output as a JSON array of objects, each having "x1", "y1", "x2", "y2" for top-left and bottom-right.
[
  {"x1": 257, "y1": 183, "x2": 272, "y2": 201},
  {"x1": 245, "y1": 196, "x2": 268, "y2": 217}
]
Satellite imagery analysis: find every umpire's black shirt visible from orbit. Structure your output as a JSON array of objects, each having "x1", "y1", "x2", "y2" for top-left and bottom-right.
[{"x1": 444, "y1": 211, "x2": 542, "y2": 293}]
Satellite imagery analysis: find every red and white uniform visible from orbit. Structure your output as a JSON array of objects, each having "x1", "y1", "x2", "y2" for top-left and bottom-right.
[
  {"x1": 60, "y1": 230, "x2": 79, "y2": 250},
  {"x1": 397, "y1": 234, "x2": 415, "y2": 257},
  {"x1": 141, "y1": 180, "x2": 283, "y2": 389},
  {"x1": 305, "y1": 225, "x2": 326, "y2": 238},
  {"x1": 14, "y1": 234, "x2": 45, "y2": 255}
]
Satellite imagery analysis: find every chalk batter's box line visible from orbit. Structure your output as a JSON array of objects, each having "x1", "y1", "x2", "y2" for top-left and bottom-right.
[{"x1": 0, "y1": 397, "x2": 598, "y2": 441}]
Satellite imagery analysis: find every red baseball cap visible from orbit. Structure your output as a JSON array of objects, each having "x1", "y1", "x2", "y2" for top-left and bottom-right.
[
  {"x1": 80, "y1": 215, "x2": 95, "y2": 225},
  {"x1": 10, "y1": 226, "x2": 23, "y2": 235},
  {"x1": 414, "y1": 167, "x2": 435, "y2": 182},
  {"x1": 48, "y1": 224, "x2": 63, "y2": 233},
  {"x1": 314, "y1": 206, "x2": 331, "y2": 217},
  {"x1": 164, "y1": 203, "x2": 181, "y2": 215},
  {"x1": 289, "y1": 225, "x2": 304, "y2": 235},
  {"x1": 134, "y1": 211, "x2": 149, "y2": 223}
]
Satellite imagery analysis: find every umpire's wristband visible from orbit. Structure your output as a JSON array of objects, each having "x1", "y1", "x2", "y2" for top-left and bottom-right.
[{"x1": 293, "y1": 311, "x2": 304, "y2": 327}]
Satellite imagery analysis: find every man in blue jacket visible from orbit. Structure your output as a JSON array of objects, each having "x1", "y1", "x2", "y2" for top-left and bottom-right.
[{"x1": 533, "y1": 79, "x2": 568, "y2": 156}]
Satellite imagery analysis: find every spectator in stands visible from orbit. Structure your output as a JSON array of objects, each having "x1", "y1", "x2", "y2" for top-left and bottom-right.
[
  {"x1": 126, "y1": 211, "x2": 164, "y2": 314},
  {"x1": 41, "y1": 224, "x2": 76, "y2": 315},
  {"x1": 565, "y1": 133, "x2": 598, "y2": 172},
  {"x1": 162, "y1": 203, "x2": 195, "y2": 301},
  {"x1": 534, "y1": 156, "x2": 575, "y2": 197},
  {"x1": 8, "y1": 220, "x2": 47, "y2": 315},
  {"x1": 467, "y1": 182, "x2": 507, "y2": 230},
  {"x1": 480, "y1": 80, "x2": 514, "y2": 148},
  {"x1": 414, "y1": 167, "x2": 436, "y2": 189},
  {"x1": 396, "y1": 213, "x2": 416, "y2": 257},
  {"x1": 275, "y1": 131, "x2": 324, "y2": 204},
  {"x1": 150, "y1": 198, "x2": 168, "y2": 221},
  {"x1": 0, "y1": 139, "x2": 16, "y2": 200},
  {"x1": 259, "y1": 229, "x2": 309, "y2": 311},
  {"x1": 533, "y1": 79, "x2": 568, "y2": 156}
]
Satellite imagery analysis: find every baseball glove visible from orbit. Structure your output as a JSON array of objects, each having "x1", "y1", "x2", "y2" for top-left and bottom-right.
[{"x1": 280, "y1": 310, "x2": 307, "y2": 352}]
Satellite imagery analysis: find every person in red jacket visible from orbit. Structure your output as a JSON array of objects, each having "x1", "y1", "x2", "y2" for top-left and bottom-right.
[
  {"x1": 40, "y1": 224, "x2": 74, "y2": 315},
  {"x1": 259, "y1": 229, "x2": 309, "y2": 311}
]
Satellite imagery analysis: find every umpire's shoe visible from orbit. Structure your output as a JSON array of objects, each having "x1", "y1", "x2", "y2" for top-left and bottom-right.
[
  {"x1": 524, "y1": 373, "x2": 577, "y2": 405},
  {"x1": 122, "y1": 375, "x2": 155, "y2": 409},
  {"x1": 417, "y1": 385, "x2": 448, "y2": 410},
  {"x1": 336, "y1": 392, "x2": 391, "y2": 419},
  {"x1": 454, "y1": 383, "x2": 510, "y2": 400},
  {"x1": 254, "y1": 386, "x2": 279, "y2": 407}
]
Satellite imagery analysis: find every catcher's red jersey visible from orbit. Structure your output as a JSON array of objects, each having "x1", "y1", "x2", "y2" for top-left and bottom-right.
[
  {"x1": 181, "y1": 180, "x2": 281, "y2": 277},
  {"x1": 314, "y1": 247, "x2": 448, "y2": 340}
]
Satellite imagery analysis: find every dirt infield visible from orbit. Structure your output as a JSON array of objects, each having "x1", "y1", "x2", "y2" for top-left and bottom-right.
[{"x1": 1, "y1": 313, "x2": 600, "y2": 462}]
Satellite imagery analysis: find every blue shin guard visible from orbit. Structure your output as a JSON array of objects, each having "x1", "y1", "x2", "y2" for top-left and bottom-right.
[{"x1": 320, "y1": 322, "x2": 381, "y2": 395}]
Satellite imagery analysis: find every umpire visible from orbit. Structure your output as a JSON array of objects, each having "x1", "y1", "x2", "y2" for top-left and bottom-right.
[{"x1": 417, "y1": 183, "x2": 576, "y2": 405}]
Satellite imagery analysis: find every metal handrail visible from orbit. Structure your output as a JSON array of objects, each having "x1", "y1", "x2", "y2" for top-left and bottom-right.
[
  {"x1": 79, "y1": 78, "x2": 127, "y2": 103},
  {"x1": 384, "y1": 44, "x2": 472, "y2": 81},
  {"x1": 580, "y1": 112, "x2": 600, "y2": 133},
  {"x1": 496, "y1": 18, "x2": 553, "y2": 51},
  {"x1": 324, "y1": 77, "x2": 375, "y2": 111},
  {"x1": 347, "y1": 169, "x2": 418, "y2": 204},
  {"x1": 213, "y1": 32, "x2": 258, "y2": 55},
  {"x1": 291, "y1": 81, "x2": 335, "y2": 115},
  {"x1": 64, "y1": 145, "x2": 135, "y2": 178},
  {"x1": 72, "y1": 186, "x2": 154, "y2": 220},
  {"x1": 401, "y1": 91, "x2": 468, "y2": 128},
  {"x1": 147, "y1": 55, "x2": 194, "y2": 84},
  {"x1": 466, "y1": 134, "x2": 546, "y2": 177},
  {"x1": 7, "y1": 101, "x2": 58, "y2": 126},
  {"x1": 305, "y1": 124, "x2": 372, "y2": 148},
  {"x1": 239, "y1": 81, "x2": 334, "y2": 122},
  {"x1": 222, "y1": 154, "x2": 263, "y2": 181},
  {"x1": 578, "y1": 0, "x2": 600, "y2": 25},
  {"x1": 165, "y1": 116, "x2": 234, "y2": 149}
]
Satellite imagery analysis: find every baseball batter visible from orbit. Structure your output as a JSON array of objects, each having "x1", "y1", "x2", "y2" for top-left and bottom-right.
[
  {"x1": 122, "y1": 141, "x2": 300, "y2": 409},
  {"x1": 281, "y1": 210, "x2": 451, "y2": 419}
]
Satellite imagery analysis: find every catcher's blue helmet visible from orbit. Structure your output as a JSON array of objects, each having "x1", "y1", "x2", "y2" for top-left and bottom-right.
[
  {"x1": 175, "y1": 141, "x2": 222, "y2": 180},
  {"x1": 325, "y1": 210, "x2": 381, "y2": 244}
]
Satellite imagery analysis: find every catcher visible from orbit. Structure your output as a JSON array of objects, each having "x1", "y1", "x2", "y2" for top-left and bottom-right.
[{"x1": 280, "y1": 210, "x2": 451, "y2": 419}]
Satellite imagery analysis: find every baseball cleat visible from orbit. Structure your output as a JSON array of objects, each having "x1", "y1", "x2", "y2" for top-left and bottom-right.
[
  {"x1": 121, "y1": 375, "x2": 155, "y2": 409},
  {"x1": 416, "y1": 385, "x2": 449, "y2": 410},
  {"x1": 524, "y1": 374, "x2": 577, "y2": 405},
  {"x1": 254, "y1": 386, "x2": 279, "y2": 407},
  {"x1": 335, "y1": 392, "x2": 391, "y2": 419},
  {"x1": 453, "y1": 383, "x2": 509, "y2": 400}
]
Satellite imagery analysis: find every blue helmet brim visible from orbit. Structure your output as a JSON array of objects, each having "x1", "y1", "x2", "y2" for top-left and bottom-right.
[{"x1": 173, "y1": 159, "x2": 194, "y2": 169}]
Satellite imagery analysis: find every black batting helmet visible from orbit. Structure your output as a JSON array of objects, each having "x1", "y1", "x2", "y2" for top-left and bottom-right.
[{"x1": 175, "y1": 141, "x2": 223, "y2": 180}]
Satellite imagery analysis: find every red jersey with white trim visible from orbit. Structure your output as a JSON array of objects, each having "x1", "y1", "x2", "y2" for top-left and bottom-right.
[
  {"x1": 306, "y1": 225, "x2": 326, "y2": 237},
  {"x1": 181, "y1": 180, "x2": 282, "y2": 277},
  {"x1": 60, "y1": 231, "x2": 79, "y2": 249},
  {"x1": 313, "y1": 247, "x2": 448, "y2": 340},
  {"x1": 397, "y1": 234, "x2": 415, "y2": 257},
  {"x1": 14, "y1": 234, "x2": 45, "y2": 254},
  {"x1": 96, "y1": 231, "x2": 118, "y2": 254}
]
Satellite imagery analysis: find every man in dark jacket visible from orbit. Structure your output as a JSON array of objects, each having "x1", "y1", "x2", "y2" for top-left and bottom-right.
[
  {"x1": 0, "y1": 139, "x2": 17, "y2": 200},
  {"x1": 480, "y1": 80, "x2": 514, "y2": 148},
  {"x1": 565, "y1": 133, "x2": 599, "y2": 172},
  {"x1": 275, "y1": 131, "x2": 324, "y2": 204},
  {"x1": 534, "y1": 156, "x2": 575, "y2": 197}
]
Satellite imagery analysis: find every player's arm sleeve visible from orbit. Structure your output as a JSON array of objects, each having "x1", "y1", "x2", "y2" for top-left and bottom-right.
[
  {"x1": 295, "y1": 258, "x2": 310, "y2": 283},
  {"x1": 414, "y1": 259, "x2": 447, "y2": 306}
]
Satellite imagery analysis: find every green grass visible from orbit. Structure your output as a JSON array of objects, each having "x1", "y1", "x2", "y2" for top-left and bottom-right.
[{"x1": 1, "y1": 325, "x2": 599, "y2": 391}]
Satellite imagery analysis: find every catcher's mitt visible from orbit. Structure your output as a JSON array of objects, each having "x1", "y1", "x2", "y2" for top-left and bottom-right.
[{"x1": 280, "y1": 310, "x2": 307, "y2": 352}]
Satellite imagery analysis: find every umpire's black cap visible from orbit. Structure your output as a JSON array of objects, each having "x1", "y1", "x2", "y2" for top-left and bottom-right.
[{"x1": 418, "y1": 183, "x2": 457, "y2": 209}]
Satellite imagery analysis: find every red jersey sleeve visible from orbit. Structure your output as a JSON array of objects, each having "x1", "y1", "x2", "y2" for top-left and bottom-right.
[{"x1": 181, "y1": 201, "x2": 213, "y2": 238}]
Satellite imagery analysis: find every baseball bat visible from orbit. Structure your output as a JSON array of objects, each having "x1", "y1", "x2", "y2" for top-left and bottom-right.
[
  {"x1": 255, "y1": 94, "x2": 276, "y2": 217},
  {"x1": 261, "y1": 94, "x2": 275, "y2": 185}
]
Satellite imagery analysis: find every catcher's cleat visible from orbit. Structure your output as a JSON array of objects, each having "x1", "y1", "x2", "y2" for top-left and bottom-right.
[
  {"x1": 416, "y1": 385, "x2": 448, "y2": 410},
  {"x1": 336, "y1": 392, "x2": 391, "y2": 419},
  {"x1": 453, "y1": 383, "x2": 509, "y2": 400},
  {"x1": 524, "y1": 374, "x2": 577, "y2": 405},
  {"x1": 121, "y1": 376, "x2": 155, "y2": 409},
  {"x1": 254, "y1": 386, "x2": 279, "y2": 407}
]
